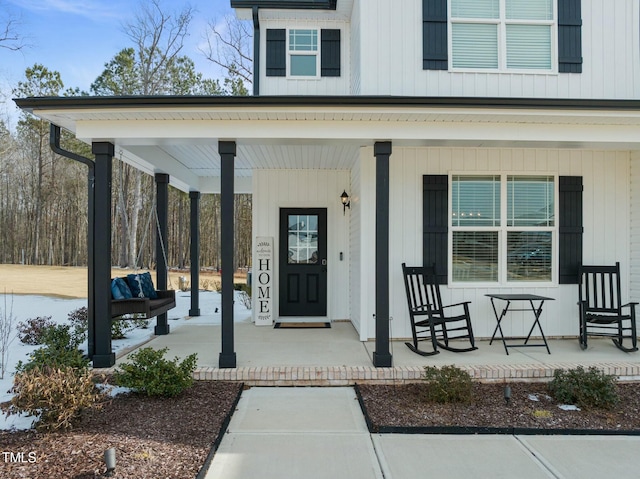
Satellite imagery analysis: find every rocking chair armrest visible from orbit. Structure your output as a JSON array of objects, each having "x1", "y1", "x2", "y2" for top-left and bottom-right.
[
  {"x1": 621, "y1": 302, "x2": 638, "y2": 309},
  {"x1": 442, "y1": 301, "x2": 471, "y2": 309}
]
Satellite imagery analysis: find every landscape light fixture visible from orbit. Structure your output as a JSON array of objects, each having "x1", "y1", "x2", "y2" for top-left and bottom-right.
[
  {"x1": 340, "y1": 190, "x2": 351, "y2": 215},
  {"x1": 104, "y1": 448, "x2": 116, "y2": 475},
  {"x1": 504, "y1": 385, "x2": 512, "y2": 405}
]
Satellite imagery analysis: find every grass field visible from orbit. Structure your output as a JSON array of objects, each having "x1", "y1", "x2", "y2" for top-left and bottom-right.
[{"x1": 0, "y1": 264, "x2": 246, "y2": 298}]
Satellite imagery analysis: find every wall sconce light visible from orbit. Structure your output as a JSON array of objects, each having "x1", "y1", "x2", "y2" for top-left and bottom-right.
[{"x1": 340, "y1": 190, "x2": 351, "y2": 215}]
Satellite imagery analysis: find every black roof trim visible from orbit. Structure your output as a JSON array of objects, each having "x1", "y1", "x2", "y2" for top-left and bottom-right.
[
  {"x1": 230, "y1": 0, "x2": 337, "y2": 10},
  {"x1": 14, "y1": 95, "x2": 640, "y2": 112}
]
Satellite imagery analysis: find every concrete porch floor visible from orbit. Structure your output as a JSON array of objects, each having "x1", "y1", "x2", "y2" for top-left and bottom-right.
[{"x1": 111, "y1": 319, "x2": 640, "y2": 385}]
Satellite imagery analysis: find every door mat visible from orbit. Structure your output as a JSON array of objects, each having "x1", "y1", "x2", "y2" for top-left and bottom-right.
[{"x1": 274, "y1": 322, "x2": 331, "y2": 329}]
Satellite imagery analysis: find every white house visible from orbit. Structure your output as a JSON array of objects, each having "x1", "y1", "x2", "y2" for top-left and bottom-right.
[{"x1": 16, "y1": 0, "x2": 640, "y2": 368}]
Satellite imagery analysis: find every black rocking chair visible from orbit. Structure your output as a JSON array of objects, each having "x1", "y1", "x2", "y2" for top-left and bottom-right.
[
  {"x1": 578, "y1": 262, "x2": 638, "y2": 352},
  {"x1": 401, "y1": 263, "x2": 477, "y2": 356}
]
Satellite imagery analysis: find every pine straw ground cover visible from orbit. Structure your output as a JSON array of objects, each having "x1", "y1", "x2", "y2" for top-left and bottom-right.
[
  {"x1": 357, "y1": 381, "x2": 640, "y2": 433},
  {"x1": 0, "y1": 381, "x2": 242, "y2": 479}
]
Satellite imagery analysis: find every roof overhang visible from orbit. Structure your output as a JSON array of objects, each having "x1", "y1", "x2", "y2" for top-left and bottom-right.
[
  {"x1": 230, "y1": 0, "x2": 337, "y2": 10},
  {"x1": 14, "y1": 95, "x2": 640, "y2": 193}
]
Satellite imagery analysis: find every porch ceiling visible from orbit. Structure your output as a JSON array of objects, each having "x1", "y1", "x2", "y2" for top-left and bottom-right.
[{"x1": 15, "y1": 95, "x2": 640, "y2": 194}]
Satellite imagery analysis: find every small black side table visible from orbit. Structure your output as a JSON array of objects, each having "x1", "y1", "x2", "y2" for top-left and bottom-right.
[{"x1": 486, "y1": 294, "x2": 554, "y2": 355}]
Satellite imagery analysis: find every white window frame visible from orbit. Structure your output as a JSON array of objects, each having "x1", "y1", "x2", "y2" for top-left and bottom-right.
[
  {"x1": 448, "y1": 0, "x2": 558, "y2": 73},
  {"x1": 287, "y1": 28, "x2": 320, "y2": 79},
  {"x1": 449, "y1": 172, "x2": 559, "y2": 287}
]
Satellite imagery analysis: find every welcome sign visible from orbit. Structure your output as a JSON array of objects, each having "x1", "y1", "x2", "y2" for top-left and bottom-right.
[{"x1": 254, "y1": 236, "x2": 274, "y2": 326}]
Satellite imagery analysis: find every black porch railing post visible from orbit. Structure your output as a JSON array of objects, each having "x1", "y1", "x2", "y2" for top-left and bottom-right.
[
  {"x1": 155, "y1": 173, "x2": 170, "y2": 335},
  {"x1": 91, "y1": 142, "x2": 115, "y2": 368},
  {"x1": 189, "y1": 191, "x2": 201, "y2": 316},
  {"x1": 373, "y1": 141, "x2": 393, "y2": 368},
  {"x1": 219, "y1": 141, "x2": 237, "y2": 368}
]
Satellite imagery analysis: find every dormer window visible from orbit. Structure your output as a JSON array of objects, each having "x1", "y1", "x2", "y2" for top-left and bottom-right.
[{"x1": 289, "y1": 29, "x2": 319, "y2": 77}]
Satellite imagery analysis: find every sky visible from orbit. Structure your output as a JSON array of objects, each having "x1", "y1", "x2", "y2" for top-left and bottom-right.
[{"x1": 0, "y1": 0, "x2": 236, "y2": 128}]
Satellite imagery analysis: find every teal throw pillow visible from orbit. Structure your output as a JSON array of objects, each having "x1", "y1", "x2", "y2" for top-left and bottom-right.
[
  {"x1": 126, "y1": 272, "x2": 158, "y2": 299},
  {"x1": 111, "y1": 277, "x2": 133, "y2": 300}
]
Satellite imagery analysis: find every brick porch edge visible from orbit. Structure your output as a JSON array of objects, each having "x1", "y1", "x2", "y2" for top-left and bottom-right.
[
  {"x1": 188, "y1": 362, "x2": 640, "y2": 386},
  {"x1": 94, "y1": 363, "x2": 640, "y2": 386}
]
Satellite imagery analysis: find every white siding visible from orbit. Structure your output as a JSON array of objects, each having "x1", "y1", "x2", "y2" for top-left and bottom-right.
[
  {"x1": 357, "y1": 147, "x2": 632, "y2": 340},
  {"x1": 354, "y1": 0, "x2": 640, "y2": 99},
  {"x1": 630, "y1": 151, "x2": 640, "y2": 301},
  {"x1": 260, "y1": 19, "x2": 351, "y2": 96},
  {"x1": 251, "y1": 169, "x2": 351, "y2": 322},
  {"x1": 349, "y1": 0, "x2": 361, "y2": 95}
]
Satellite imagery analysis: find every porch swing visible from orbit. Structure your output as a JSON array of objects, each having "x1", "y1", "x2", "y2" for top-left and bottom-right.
[{"x1": 110, "y1": 197, "x2": 176, "y2": 319}]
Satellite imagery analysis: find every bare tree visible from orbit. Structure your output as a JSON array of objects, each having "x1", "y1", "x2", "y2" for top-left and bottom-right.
[
  {"x1": 201, "y1": 14, "x2": 253, "y2": 89},
  {"x1": 0, "y1": 293, "x2": 16, "y2": 379},
  {"x1": 0, "y1": 1, "x2": 24, "y2": 51},
  {"x1": 124, "y1": 0, "x2": 195, "y2": 95}
]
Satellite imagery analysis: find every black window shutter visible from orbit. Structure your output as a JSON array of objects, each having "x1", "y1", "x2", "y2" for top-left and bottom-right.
[
  {"x1": 321, "y1": 29, "x2": 341, "y2": 77},
  {"x1": 559, "y1": 176, "x2": 583, "y2": 284},
  {"x1": 422, "y1": 0, "x2": 448, "y2": 70},
  {"x1": 266, "y1": 29, "x2": 286, "y2": 77},
  {"x1": 558, "y1": 0, "x2": 583, "y2": 73},
  {"x1": 423, "y1": 175, "x2": 448, "y2": 284}
]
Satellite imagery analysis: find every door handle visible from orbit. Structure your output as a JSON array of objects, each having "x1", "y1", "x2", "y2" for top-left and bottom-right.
[{"x1": 321, "y1": 259, "x2": 327, "y2": 266}]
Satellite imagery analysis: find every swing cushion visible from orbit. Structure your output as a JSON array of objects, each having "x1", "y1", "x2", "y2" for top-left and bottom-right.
[
  {"x1": 111, "y1": 277, "x2": 133, "y2": 300},
  {"x1": 126, "y1": 272, "x2": 158, "y2": 299}
]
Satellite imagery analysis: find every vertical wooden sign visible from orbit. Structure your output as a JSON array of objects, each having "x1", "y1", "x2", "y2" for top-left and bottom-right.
[{"x1": 254, "y1": 237, "x2": 274, "y2": 326}]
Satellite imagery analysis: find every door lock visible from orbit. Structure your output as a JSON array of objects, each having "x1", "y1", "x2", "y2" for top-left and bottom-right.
[{"x1": 321, "y1": 259, "x2": 327, "y2": 266}]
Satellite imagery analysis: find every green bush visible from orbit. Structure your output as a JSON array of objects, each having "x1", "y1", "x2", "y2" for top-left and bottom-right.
[
  {"x1": 421, "y1": 365, "x2": 473, "y2": 404},
  {"x1": 114, "y1": 347, "x2": 197, "y2": 397},
  {"x1": 548, "y1": 366, "x2": 619, "y2": 409},
  {"x1": 16, "y1": 324, "x2": 88, "y2": 374},
  {"x1": 3, "y1": 366, "x2": 105, "y2": 431}
]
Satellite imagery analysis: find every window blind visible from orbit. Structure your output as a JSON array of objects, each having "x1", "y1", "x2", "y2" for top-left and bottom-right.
[
  {"x1": 451, "y1": 0, "x2": 499, "y2": 19},
  {"x1": 506, "y1": 25, "x2": 552, "y2": 69},
  {"x1": 452, "y1": 175, "x2": 501, "y2": 226}
]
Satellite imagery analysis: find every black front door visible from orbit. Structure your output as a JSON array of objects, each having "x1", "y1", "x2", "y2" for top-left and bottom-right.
[{"x1": 279, "y1": 208, "x2": 327, "y2": 317}]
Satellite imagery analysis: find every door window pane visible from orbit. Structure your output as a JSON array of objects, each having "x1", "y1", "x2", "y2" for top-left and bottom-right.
[
  {"x1": 453, "y1": 231, "x2": 499, "y2": 282},
  {"x1": 507, "y1": 231, "x2": 552, "y2": 281},
  {"x1": 287, "y1": 214, "x2": 319, "y2": 264}
]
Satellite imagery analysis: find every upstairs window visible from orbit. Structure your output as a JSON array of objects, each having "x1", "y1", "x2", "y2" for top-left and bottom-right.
[
  {"x1": 450, "y1": 0, "x2": 554, "y2": 71},
  {"x1": 289, "y1": 29, "x2": 319, "y2": 76},
  {"x1": 266, "y1": 28, "x2": 341, "y2": 78}
]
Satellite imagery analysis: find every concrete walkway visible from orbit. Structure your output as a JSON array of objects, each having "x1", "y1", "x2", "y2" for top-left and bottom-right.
[{"x1": 204, "y1": 387, "x2": 640, "y2": 479}]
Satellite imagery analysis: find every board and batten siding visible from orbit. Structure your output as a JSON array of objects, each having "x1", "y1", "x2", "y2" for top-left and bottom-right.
[
  {"x1": 251, "y1": 169, "x2": 351, "y2": 322},
  {"x1": 260, "y1": 19, "x2": 351, "y2": 96},
  {"x1": 630, "y1": 151, "x2": 640, "y2": 302},
  {"x1": 356, "y1": 0, "x2": 640, "y2": 99},
  {"x1": 356, "y1": 146, "x2": 632, "y2": 341}
]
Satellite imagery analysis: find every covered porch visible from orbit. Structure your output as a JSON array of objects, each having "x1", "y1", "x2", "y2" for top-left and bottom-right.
[
  {"x1": 15, "y1": 95, "x2": 640, "y2": 370},
  {"x1": 111, "y1": 317, "x2": 640, "y2": 385}
]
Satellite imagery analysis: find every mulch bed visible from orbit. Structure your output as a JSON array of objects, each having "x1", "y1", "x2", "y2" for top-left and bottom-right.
[
  {"x1": 0, "y1": 381, "x2": 242, "y2": 479},
  {"x1": 357, "y1": 382, "x2": 640, "y2": 434}
]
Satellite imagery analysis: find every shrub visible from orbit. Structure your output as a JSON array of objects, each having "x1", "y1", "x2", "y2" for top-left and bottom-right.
[
  {"x1": 548, "y1": 366, "x2": 619, "y2": 409},
  {"x1": 67, "y1": 307, "x2": 88, "y2": 340},
  {"x1": 114, "y1": 347, "x2": 197, "y2": 397},
  {"x1": 15, "y1": 324, "x2": 88, "y2": 373},
  {"x1": 421, "y1": 365, "x2": 473, "y2": 404},
  {"x1": 16, "y1": 316, "x2": 55, "y2": 345},
  {"x1": 3, "y1": 366, "x2": 105, "y2": 431}
]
